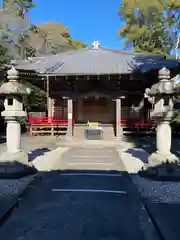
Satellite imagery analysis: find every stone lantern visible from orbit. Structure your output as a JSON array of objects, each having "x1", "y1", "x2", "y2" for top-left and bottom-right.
[
  {"x1": 144, "y1": 67, "x2": 179, "y2": 177},
  {"x1": 0, "y1": 66, "x2": 36, "y2": 178}
]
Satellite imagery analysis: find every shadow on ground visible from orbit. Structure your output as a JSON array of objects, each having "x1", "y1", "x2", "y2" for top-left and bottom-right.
[
  {"x1": 28, "y1": 148, "x2": 51, "y2": 162},
  {"x1": 125, "y1": 148, "x2": 149, "y2": 163},
  {"x1": 0, "y1": 164, "x2": 180, "y2": 240},
  {"x1": 0, "y1": 167, "x2": 165, "y2": 240},
  {"x1": 124, "y1": 134, "x2": 180, "y2": 181},
  {"x1": 0, "y1": 136, "x2": 180, "y2": 240},
  {"x1": 0, "y1": 161, "x2": 37, "y2": 179},
  {"x1": 124, "y1": 134, "x2": 180, "y2": 158}
]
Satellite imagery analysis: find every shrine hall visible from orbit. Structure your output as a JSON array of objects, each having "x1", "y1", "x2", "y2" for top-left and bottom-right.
[{"x1": 11, "y1": 41, "x2": 180, "y2": 139}]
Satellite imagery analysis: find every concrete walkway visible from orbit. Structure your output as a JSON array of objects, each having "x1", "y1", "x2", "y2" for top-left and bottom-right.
[
  {"x1": 119, "y1": 144, "x2": 180, "y2": 240},
  {"x1": 0, "y1": 147, "x2": 160, "y2": 240},
  {"x1": 54, "y1": 147, "x2": 126, "y2": 171}
]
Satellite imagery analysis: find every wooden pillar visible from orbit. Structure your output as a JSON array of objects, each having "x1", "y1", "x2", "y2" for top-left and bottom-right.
[
  {"x1": 116, "y1": 98, "x2": 122, "y2": 138},
  {"x1": 47, "y1": 97, "x2": 55, "y2": 118},
  {"x1": 46, "y1": 75, "x2": 51, "y2": 120},
  {"x1": 52, "y1": 98, "x2": 55, "y2": 118},
  {"x1": 67, "y1": 98, "x2": 73, "y2": 138},
  {"x1": 48, "y1": 97, "x2": 52, "y2": 119}
]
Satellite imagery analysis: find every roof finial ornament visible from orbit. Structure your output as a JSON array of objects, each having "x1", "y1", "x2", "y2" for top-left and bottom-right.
[
  {"x1": 10, "y1": 60, "x2": 16, "y2": 66},
  {"x1": 92, "y1": 40, "x2": 100, "y2": 50}
]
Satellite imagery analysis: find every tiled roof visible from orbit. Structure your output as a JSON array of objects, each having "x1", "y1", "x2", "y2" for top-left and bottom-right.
[{"x1": 13, "y1": 47, "x2": 180, "y2": 76}]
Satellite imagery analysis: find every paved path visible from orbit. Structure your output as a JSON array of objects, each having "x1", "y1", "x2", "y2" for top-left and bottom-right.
[
  {"x1": 0, "y1": 147, "x2": 158, "y2": 240},
  {"x1": 55, "y1": 147, "x2": 126, "y2": 171},
  {"x1": 0, "y1": 136, "x2": 58, "y2": 224}
]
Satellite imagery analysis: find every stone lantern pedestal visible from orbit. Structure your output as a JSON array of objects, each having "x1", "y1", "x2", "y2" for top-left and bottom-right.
[
  {"x1": 140, "y1": 67, "x2": 180, "y2": 180},
  {"x1": 0, "y1": 67, "x2": 37, "y2": 178}
]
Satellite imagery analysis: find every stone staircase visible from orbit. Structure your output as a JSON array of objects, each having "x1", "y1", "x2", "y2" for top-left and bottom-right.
[{"x1": 73, "y1": 124, "x2": 115, "y2": 140}]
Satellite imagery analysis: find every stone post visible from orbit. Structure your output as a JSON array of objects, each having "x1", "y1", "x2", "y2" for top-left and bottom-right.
[
  {"x1": 66, "y1": 98, "x2": 73, "y2": 138},
  {"x1": 0, "y1": 67, "x2": 36, "y2": 178},
  {"x1": 144, "y1": 67, "x2": 179, "y2": 176}
]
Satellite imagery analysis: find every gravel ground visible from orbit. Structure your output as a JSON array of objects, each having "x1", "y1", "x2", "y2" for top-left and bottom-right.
[
  {"x1": 0, "y1": 175, "x2": 35, "y2": 199},
  {"x1": 126, "y1": 135, "x2": 180, "y2": 159},
  {"x1": 0, "y1": 175, "x2": 38, "y2": 221},
  {"x1": 0, "y1": 135, "x2": 58, "y2": 221},
  {"x1": 125, "y1": 136, "x2": 180, "y2": 240},
  {"x1": 126, "y1": 136, "x2": 180, "y2": 204},
  {"x1": 132, "y1": 175, "x2": 180, "y2": 203}
]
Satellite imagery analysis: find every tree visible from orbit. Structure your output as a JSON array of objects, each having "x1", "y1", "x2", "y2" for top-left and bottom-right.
[
  {"x1": 4, "y1": 0, "x2": 35, "y2": 17},
  {"x1": 119, "y1": 0, "x2": 180, "y2": 56},
  {"x1": 29, "y1": 22, "x2": 87, "y2": 54},
  {"x1": 26, "y1": 22, "x2": 73, "y2": 55},
  {"x1": 0, "y1": 2, "x2": 87, "y2": 113},
  {"x1": 22, "y1": 81, "x2": 47, "y2": 112},
  {"x1": 0, "y1": 0, "x2": 35, "y2": 62},
  {"x1": 0, "y1": 2, "x2": 87, "y2": 61},
  {"x1": 0, "y1": 40, "x2": 11, "y2": 66},
  {"x1": 15, "y1": 22, "x2": 87, "y2": 58}
]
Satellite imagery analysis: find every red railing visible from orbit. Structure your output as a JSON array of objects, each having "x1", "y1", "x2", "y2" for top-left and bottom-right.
[
  {"x1": 28, "y1": 116, "x2": 75, "y2": 125},
  {"x1": 120, "y1": 119, "x2": 155, "y2": 128},
  {"x1": 28, "y1": 115, "x2": 154, "y2": 128}
]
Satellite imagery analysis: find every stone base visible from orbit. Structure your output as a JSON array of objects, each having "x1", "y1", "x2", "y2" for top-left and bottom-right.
[
  {"x1": 115, "y1": 136, "x2": 123, "y2": 140},
  {"x1": 0, "y1": 150, "x2": 37, "y2": 179},
  {"x1": 139, "y1": 152, "x2": 180, "y2": 181},
  {"x1": 148, "y1": 152, "x2": 179, "y2": 167}
]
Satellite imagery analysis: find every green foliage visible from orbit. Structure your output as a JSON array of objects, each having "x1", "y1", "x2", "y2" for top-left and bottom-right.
[
  {"x1": 70, "y1": 39, "x2": 87, "y2": 49},
  {"x1": 23, "y1": 81, "x2": 46, "y2": 112},
  {"x1": 32, "y1": 22, "x2": 87, "y2": 53},
  {"x1": 171, "y1": 109, "x2": 180, "y2": 133},
  {"x1": 0, "y1": 40, "x2": 11, "y2": 66},
  {"x1": 4, "y1": 0, "x2": 36, "y2": 17},
  {"x1": 0, "y1": 2, "x2": 87, "y2": 62},
  {"x1": 119, "y1": 0, "x2": 180, "y2": 55},
  {"x1": 0, "y1": 2, "x2": 86, "y2": 111},
  {"x1": 172, "y1": 110, "x2": 180, "y2": 123},
  {"x1": 13, "y1": 22, "x2": 87, "y2": 57},
  {"x1": 0, "y1": 0, "x2": 35, "y2": 62}
]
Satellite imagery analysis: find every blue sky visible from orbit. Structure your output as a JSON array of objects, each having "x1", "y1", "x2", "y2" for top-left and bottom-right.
[{"x1": 31, "y1": 0, "x2": 125, "y2": 50}]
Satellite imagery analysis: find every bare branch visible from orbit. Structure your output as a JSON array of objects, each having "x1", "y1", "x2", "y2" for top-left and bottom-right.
[{"x1": 175, "y1": 33, "x2": 180, "y2": 59}]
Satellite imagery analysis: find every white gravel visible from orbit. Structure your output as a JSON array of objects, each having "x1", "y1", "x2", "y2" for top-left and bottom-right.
[
  {"x1": 0, "y1": 175, "x2": 35, "y2": 198},
  {"x1": 119, "y1": 146, "x2": 180, "y2": 204},
  {"x1": 132, "y1": 175, "x2": 180, "y2": 203},
  {"x1": 0, "y1": 136, "x2": 59, "y2": 205}
]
